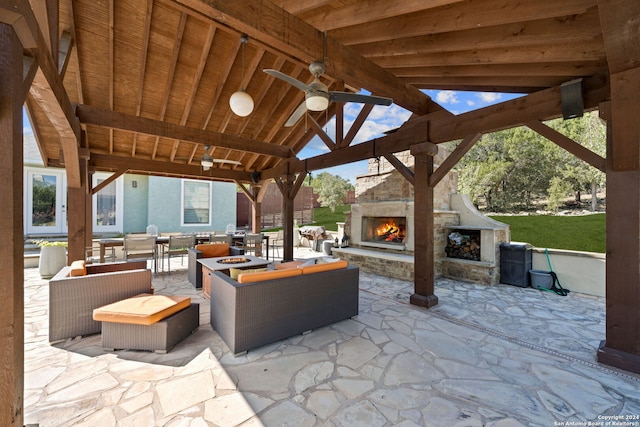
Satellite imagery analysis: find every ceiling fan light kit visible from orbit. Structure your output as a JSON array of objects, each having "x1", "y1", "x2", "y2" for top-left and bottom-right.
[
  {"x1": 306, "y1": 92, "x2": 329, "y2": 111},
  {"x1": 201, "y1": 145, "x2": 214, "y2": 170},
  {"x1": 264, "y1": 61, "x2": 392, "y2": 126},
  {"x1": 230, "y1": 35, "x2": 254, "y2": 117}
]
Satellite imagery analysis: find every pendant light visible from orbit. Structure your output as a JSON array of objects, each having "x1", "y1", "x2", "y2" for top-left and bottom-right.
[{"x1": 229, "y1": 35, "x2": 254, "y2": 117}]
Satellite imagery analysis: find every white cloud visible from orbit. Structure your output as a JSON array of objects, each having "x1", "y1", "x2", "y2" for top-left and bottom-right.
[
  {"x1": 466, "y1": 100, "x2": 475, "y2": 106},
  {"x1": 477, "y1": 92, "x2": 502, "y2": 103},
  {"x1": 436, "y1": 90, "x2": 459, "y2": 104}
]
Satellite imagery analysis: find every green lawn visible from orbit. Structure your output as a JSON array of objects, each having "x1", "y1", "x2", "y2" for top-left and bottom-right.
[
  {"x1": 488, "y1": 213, "x2": 605, "y2": 253},
  {"x1": 309, "y1": 205, "x2": 352, "y2": 231}
]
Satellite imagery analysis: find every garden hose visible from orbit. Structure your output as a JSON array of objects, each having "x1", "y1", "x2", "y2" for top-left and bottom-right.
[{"x1": 542, "y1": 248, "x2": 570, "y2": 296}]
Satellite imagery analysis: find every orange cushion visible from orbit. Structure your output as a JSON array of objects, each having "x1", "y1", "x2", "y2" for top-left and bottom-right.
[
  {"x1": 69, "y1": 260, "x2": 87, "y2": 276},
  {"x1": 237, "y1": 268, "x2": 302, "y2": 284},
  {"x1": 300, "y1": 260, "x2": 349, "y2": 275},
  {"x1": 196, "y1": 243, "x2": 229, "y2": 258},
  {"x1": 93, "y1": 294, "x2": 191, "y2": 325},
  {"x1": 274, "y1": 260, "x2": 305, "y2": 270}
]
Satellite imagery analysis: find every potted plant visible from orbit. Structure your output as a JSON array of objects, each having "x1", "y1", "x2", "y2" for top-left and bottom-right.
[{"x1": 34, "y1": 240, "x2": 68, "y2": 279}]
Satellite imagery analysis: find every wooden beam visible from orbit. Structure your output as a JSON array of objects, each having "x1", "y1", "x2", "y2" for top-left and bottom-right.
[
  {"x1": 305, "y1": 0, "x2": 462, "y2": 31},
  {"x1": 331, "y1": 0, "x2": 596, "y2": 45},
  {"x1": 383, "y1": 153, "x2": 414, "y2": 186},
  {"x1": 373, "y1": 40, "x2": 605, "y2": 69},
  {"x1": 235, "y1": 181, "x2": 255, "y2": 203},
  {"x1": 89, "y1": 153, "x2": 252, "y2": 182},
  {"x1": 430, "y1": 133, "x2": 482, "y2": 187},
  {"x1": 264, "y1": 120, "x2": 432, "y2": 179},
  {"x1": 21, "y1": 54, "x2": 37, "y2": 100},
  {"x1": 264, "y1": 76, "x2": 608, "y2": 181},
  {"x1": 92, "y1": 168, "x2": 127, "y2": 195},
  {"x1": 1, "y1": 0, "x2": 82, "y2": 187},
  {"x1": 427, "y1": 74, "x2": 610, "y2": 143},
  {"x1": 307, "y1": 116, "x2": 335, "y2": 151},
  {"x1": 76, "y1": 104, "x2": 293, "y2": 159},
  {"x1": 57, "y1": 30, "x2": 72, "y2": 77},
  {"x1": 289, "y1": 172, "x2": 306, "y2": 200},
  {"x1": 342, "y1": 103, "x2": 374, "y2": 148},
  {"x1": 598, "y1": 0, "x2": 640, "y2": 74},
  {"x1": 355, "y1": 6, "x2": 602, "y2": 57},
  {"x1": 526, "y1": 120, "x2": 606, "y2": 172},
  {"x1": 176, "y1": 0, "x2": 447, "y2": 116}
]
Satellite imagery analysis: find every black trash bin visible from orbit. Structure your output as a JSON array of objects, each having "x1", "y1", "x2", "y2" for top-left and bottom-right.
[{"x1": 500, "y1": 243, "x2": 532, "y2": 287}]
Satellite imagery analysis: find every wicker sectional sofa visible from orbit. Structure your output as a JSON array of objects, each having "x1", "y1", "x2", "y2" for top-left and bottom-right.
[
  {"x1": 209, "y1": 262, "x2": 359, "y2": 354},
  {"x1": 48, "y1": 261, "x2": 153, "y2": 342}
]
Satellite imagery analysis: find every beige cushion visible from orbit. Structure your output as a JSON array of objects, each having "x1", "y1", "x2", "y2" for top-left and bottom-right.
[
  {"x1": 69, "y1": 260, "x2": 87, "y2": 276},
  {"x1": 229, "y1": 266, "x2": 267, "y2": 280},
  {"x1": 274, "y1": 260, "x2": 305, "y2": 270},
  {"x1": 93, "y1": 294, "x2": 191, "y2": 325}
]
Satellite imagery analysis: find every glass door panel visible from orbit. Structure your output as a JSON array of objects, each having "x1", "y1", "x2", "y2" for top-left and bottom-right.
[
  {"x1": 93, "y1": 173, "x2": 123, "y2": 233},
  {"x1": 27, "y1": 170, "x2": 67, "y2": 234}
]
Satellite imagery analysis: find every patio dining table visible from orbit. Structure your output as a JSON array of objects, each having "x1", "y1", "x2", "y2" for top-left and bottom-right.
[{"x1": 98, "y1": 233, "x2": 270, "y2": 263}]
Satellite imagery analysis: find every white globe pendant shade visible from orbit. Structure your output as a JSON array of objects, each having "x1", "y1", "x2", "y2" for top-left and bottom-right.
[
  {"x1": 229, "y1": 90, "x2": 254, "y2": 117},
  {"x1": 305, "y1": 93, "x2": 329, "y2": 111}
]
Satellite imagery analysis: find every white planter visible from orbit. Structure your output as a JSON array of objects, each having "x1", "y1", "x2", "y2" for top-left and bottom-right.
[{"x1": 39, "y1": 246, "x2": 67, "y2": 279}]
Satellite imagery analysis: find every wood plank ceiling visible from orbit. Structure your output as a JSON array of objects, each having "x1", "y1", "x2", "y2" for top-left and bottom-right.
[{"x1": 25, "y1": 0, "x2": 607, "y2": 184}]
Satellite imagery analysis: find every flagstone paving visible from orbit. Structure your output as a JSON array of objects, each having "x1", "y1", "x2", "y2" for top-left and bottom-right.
[{"x1": 23, "y1": 253, "x2": 640, "y2": 426}]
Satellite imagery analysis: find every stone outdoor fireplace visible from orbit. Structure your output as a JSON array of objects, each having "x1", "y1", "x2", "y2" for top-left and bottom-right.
[{"x1": 333, "y1": 150, "x2": 510, "y2": 285}]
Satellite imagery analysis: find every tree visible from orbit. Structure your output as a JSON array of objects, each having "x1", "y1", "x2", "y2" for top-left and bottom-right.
[
  {"x1": 457, "y1": 112, "x2": 605, "y2": 212},
  {"x1": 310, "y1": 172, "x2": 353, "y2": 212}
]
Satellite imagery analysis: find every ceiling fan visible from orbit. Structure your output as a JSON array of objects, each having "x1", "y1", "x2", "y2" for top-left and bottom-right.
[
  {"x1": 264, "y1": 61, "x2": 393, "y2": 127},
  {"x1": 200, "y1": 145, "x2": 242, "y2": 170}
]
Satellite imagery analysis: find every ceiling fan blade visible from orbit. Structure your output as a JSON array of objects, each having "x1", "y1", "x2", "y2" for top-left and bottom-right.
[
  {"x1": 263, "y1": 69, "x2": 310, "y2": 93},
  {"x1": 285, "y1": 101, "x2": 308, "y2": 127},
  {"x1": 329, "y1": 91, "x2": 393, "y2": 106},
  {"x1": 212, "y1": 159, "x2": 242, "y2": 166}
]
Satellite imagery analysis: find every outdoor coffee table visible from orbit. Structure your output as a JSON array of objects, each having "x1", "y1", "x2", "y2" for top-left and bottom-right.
[{"x1": 198, "y1": 255, "x2": 271, "y2": 299}]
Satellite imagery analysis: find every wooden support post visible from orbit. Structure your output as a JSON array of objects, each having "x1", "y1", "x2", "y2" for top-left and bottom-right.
[
  {"x1": 0, "y1": 23, "x2": 25, "y2": 427},
  {"x1": 409, "y1": 142, "x2": 439, "y2": 308},
  {"x1": 250, "y1": 184, "x2": 263, "y2": 256},
  {"x1": 67, "y1": 156, "x2": 89, "y2": 263},
  {"x1": 597, "y1": 69, "x2": 640, "y2": 374},
  {"x1": 278, "y1": 175, "x2": 296, "y2": 262}
]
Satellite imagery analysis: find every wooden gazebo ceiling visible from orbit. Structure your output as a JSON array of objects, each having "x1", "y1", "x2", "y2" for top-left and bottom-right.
[{"x1": 22, "y1": 0, "x2": 609, "y2": 184}]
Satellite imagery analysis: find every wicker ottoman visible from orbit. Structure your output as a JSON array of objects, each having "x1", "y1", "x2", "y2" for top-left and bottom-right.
[{"x1": 94, "y1": 294, "x2": 199, "y2": 353}]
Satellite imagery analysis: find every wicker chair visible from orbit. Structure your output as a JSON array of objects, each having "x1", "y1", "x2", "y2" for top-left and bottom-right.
[{"x1": 48, "y1": 261, "x2": 153, "y2": 342}]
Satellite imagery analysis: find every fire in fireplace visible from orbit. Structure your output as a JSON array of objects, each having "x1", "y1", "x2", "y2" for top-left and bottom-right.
[
  {"x1": 445, "y1": 229, "x2": 481, "y2": 261},
  {"x1": 362, "y1": 216, "x2": 406, "y2": 245}
]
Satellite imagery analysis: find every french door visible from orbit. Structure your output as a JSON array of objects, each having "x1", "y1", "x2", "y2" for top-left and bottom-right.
[{"x1": 26, "y1": 169, "x2": 67, "y2": 234}]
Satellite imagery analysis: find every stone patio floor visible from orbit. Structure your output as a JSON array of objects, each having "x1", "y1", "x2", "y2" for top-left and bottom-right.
[{"x1": 23, "y1": 248, "x2": 640, "y2": 426}]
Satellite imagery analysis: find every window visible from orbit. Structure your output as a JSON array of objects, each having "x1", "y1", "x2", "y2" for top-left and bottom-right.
[{"x1": 182, "y1": 180, "x2": 211, "y2": 225}]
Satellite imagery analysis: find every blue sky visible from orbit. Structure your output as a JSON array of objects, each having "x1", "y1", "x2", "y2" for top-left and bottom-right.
[
  {"x1": 23, "y1": 89, "x2": 522, "y2": 184},
  {"x1": 299, "y1": 89, "x2": 523, "y2": 184}
]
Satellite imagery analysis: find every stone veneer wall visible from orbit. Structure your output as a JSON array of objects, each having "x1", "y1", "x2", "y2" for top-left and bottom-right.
[{"x1": 355, "y1": 150, "x2": 455, "y2": 211}]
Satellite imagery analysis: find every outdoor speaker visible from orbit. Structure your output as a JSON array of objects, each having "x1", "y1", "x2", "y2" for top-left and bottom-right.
[{"x1": 560, "y1": 78, "x2": 584, "y2": 120}]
